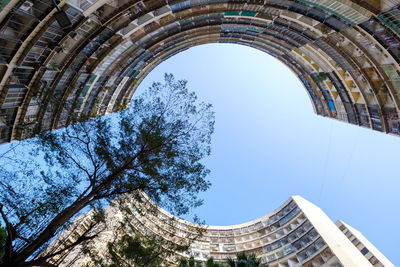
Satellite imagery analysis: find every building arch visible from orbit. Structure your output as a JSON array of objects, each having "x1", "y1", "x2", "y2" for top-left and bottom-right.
[{"x1": 0, "y1": 0, "x2": 399, "y2": 143}]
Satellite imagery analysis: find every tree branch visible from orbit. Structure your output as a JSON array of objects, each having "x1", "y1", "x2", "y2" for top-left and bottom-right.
[
  {"x1": 63, "y1": 153, "x2": 93, "y2": 183},
  {"x1": 34, "y1": 225, "x2": 100, "y2": 263}
]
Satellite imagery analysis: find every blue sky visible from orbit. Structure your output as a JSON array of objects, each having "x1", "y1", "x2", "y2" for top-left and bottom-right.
[
  {"x1": 0, "y1": 43, "x2": 398, "y2": 264},
  {"x1": 137, "y1": 44, "x2": 400, "y2": 264}
]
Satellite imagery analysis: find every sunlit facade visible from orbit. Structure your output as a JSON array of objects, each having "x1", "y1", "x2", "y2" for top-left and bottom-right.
[
  {"x1": 1, "y1": 0, "x2": 400, "y2": 143},
  {"x1": 47, "y1": 195, "x2": 394, "y2": 266},
  {"x1": 336, "y1": 220, "x2": 394, "y2": 267}
]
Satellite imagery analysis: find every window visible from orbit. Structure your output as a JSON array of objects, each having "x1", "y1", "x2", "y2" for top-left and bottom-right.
[
  {"x1": 210, "y1": 244, "x2": 219, "y2": 251},
  {"x1": 351, "y1": 238, "x2": 360, "y2": 246},
  {"x1": 345, "y1": 230, "x2": 352, "y2": 238},
  {"x1": 361, "y1": 247, "x2": 369, "y2": 255},
  {"x1": 369, "y1": 256, "x2": 378, "y2": 264},
  {"x1": 223, "y1": 244, "x2": 236, "y2": 251}
]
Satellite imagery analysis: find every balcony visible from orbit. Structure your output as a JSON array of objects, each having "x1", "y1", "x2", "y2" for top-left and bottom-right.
[
  {"x1": 379, "y1": 6, "x2": 400, "y2": 36},
  {"x1": 1, "y1": 84, "x2": 27, "y2": 109}
]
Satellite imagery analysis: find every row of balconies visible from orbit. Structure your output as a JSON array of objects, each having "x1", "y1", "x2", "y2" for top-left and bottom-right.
[
  {"x1": 263, "y1": 220, "x2": 312, "y2": 254},
  {"x1": 296, "y1": 237, "x2": 327, "y2": 263},
  {"x1": 98, "y1": 8, "x2": 398, "y2": 139},
  {"x1": 161, "y1": 213, "x2": 306, "y2": 256},
  {"x1": 378, "y1": 6, "x2": 400, "y2": 36},
  {"x1": 2, "y1": 0, "x2": 396, "y2": 144},
  {"x1": 360, "y1": 17, "x2": 400, "y2": 63},
  {"x1": 112, "y1": 197, "x2": 305, "y2": 258}
]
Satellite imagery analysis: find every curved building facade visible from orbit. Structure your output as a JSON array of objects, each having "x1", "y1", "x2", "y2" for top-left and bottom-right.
[
  {"x1": 1, "y1": 0, "x2": 400, "y2": 143},
  {"x1": 47, "y1": 195, "x2": 394, "y2": 266}
]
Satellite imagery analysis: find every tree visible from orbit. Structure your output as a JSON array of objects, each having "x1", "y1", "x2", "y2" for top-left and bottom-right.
[
  {"x1": 179, "y1": 256, "x2": 203, "y2": 267},
  {"x1": 78, "y1": 194, "x2": 206, "y2": 266},
  {"x1": 179, "y1": 258, "x2": 188, "y2": 267},
  {"x1": 226, "y1": 252, "x2": 261, "y2": 267},
  {"x1": 0, "y1": 73, "x2": 214, "y2": 266},
  {"x1": 0, "y1": 224, "x2": 6, "y2": 264},
  {"x1": 189, "y1": 256, "x2": 202, "y2": 267},
  {"x1": 90, "y1": 226, "x2": 188, "y2": 267},
  {"x1": 206, "y1": 257, "x2": 222, "y2": 267},
  {"x1": 189, "y1": 256, "x2": 196, "y2": 267}
]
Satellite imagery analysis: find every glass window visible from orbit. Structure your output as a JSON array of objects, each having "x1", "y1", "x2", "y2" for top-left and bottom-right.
[
  {"x1": 361, "y1": 247, "x2": 369, "y2": 255},
  {"x1": 351, "y1": 238, "x2": 360, "y2": 246},
  {"x1": 369, "y1": 256, "x2": 378, "y2": 264}
]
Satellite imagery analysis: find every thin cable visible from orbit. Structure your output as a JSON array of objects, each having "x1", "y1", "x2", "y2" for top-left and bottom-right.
[
  {"x1": 318, "y1": 119, "x2": 333, "y2": 202},
  {"x1": 338, "y1": 126, "x2": 360, "y2": 191}
]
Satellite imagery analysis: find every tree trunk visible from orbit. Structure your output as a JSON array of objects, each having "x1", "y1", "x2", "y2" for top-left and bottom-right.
[
  {"x1": 9, "y1": 192, "x2": 96, "y2": 266},
  {"x1": 5, "y1": 154, "x2": 137, "y2": 266}
]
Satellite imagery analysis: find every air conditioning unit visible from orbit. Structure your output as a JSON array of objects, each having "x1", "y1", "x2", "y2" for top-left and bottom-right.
[{"x1": 20, "y1": 0, "x2": 33, "y2": 12}]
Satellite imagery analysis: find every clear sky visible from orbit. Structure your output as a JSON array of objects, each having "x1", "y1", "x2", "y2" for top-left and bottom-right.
[
  {"x1": 136, "y1": 44, "x2": 400, "y2": 264},
  {"x1": 0, "y1": 43, "x2": 398, "y2": 264}
]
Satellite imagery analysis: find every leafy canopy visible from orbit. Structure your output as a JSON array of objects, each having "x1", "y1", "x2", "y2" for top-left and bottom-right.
[{"x1": 0, "y1": 73, "x2": 214, "y2": 266}]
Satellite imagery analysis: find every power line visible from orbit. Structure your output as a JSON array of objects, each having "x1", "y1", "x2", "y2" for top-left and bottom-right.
[{"x1": 318, "y1": 120, "x2": 333, "y2": 203}]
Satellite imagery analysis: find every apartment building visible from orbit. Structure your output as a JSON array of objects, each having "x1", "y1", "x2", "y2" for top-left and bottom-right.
[
  {"x1": 0, "y1": 1, "x2": 400, "y2": 143},
  {"x1": 45, "y1": 194, "x2": 394, "y2": 266}
]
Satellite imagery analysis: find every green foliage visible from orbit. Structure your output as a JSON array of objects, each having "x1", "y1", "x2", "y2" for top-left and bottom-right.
[
  {"x1": 84, "y1": 200, "x2": 203, "y2": 267},
  {"x1": 206, "y1": 257, "x2": 222, "y2": 267},
  {"x1": 0, "y1": 225, "x2": 6, "y2": 264},
  {"x1": 48, "y1": 61, "x2": 58, "y2": 71},
  {"x1": 320, "y1": 24, "x2": 328, "y2": 34},
  {"x1": 179, "y1": 258, "x2": 188, "y2": 267},
  {"x1": 178, "y1": 256, "x2": 205, "y2": 267},
  {"x1": 226, "y1": 252, "x2": 261, "y2": 267},
  {"x1": 107, "y1": 234, "x2": 164, "y2": 266},
  {"x1": 206, "y1": 257, "x2": 215, "y2": 267},
  {"x1": 313, "y1": 72, "x2": 328, "y2": 84},
  {"x1": 178, "y1": 256, "x2": 224, "y2": 267},
  {"x1": 0, "y1": 74, "x2": 214, "y2": 266},
  {"x1": 189, "y1": 256, "x2": 196, "y2": 267}
]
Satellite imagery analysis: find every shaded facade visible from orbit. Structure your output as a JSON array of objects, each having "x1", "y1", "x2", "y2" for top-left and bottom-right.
[
  {"x1": 48, "y1": 195, "x2": 394, "y2": 266},
  {"x1": 0, "y1": 0, "x2": 400, "y2": 143}
]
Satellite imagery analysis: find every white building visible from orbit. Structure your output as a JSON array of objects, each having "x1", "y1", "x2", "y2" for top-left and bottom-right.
[{"x1": 47, "y1": 194, "x2": 394, "y2": 266}]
